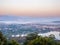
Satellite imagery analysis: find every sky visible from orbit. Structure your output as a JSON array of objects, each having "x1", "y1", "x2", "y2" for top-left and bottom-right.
[{"x1": 0, "y1": 0, "x2": 60, "y2": 17}]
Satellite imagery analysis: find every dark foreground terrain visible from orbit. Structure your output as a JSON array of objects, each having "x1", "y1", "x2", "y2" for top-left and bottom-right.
[{"x1": 0, "y1": 31, "x2": 60, "y2": 45}]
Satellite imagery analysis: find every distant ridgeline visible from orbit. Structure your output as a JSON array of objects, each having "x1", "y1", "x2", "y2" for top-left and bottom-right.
[{"x1": 53, "y1": 21, "x2": 60, "y2": 23}]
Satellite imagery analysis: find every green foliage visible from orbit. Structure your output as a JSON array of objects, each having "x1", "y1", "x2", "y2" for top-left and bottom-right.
[
  {"x1": 23, "y1": 33, "x2": 39, "y2": 45},
  {"x1": 0, "y1": 31, "x2": 60, "y2": 45},
  {"x1": 0, "y1": 31, "x2": 8, "y2": 45},
  {"x1": 23, "y1": 33, "x2": 60, "y2": 45},
  {"x1": 8, "y1": 40, "x2": 20, "y2": 45},
  {"x1": 49, "y1": 34, "x2": 55, "y2": 39},
  {"x1": 0, "y1": 31, "x2": 20, "y2": 45}
]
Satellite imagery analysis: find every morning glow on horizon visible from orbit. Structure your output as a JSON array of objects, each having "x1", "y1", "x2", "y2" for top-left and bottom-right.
[{"x1": 0, "y1": 0, "x2": 60, "y2": 17}]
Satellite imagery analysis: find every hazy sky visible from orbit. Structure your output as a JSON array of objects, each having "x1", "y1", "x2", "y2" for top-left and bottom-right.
[{"x1": 0, "y1": 0, "x2": 60, "y2": 17}]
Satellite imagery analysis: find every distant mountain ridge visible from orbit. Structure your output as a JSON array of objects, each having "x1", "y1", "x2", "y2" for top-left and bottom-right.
[
  {"x1": 0, "y1": 15, "x2": 25, "y2": 21},
  {"x1": 53, "y1": 21, "x2": 60, "y2": 23},
  {"x1": 0, "y1": 15, "x2": 60, "y2": 24}
]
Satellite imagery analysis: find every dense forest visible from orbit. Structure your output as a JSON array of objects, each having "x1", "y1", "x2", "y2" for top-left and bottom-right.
[{"x1": 0, "y1": 31, "x2": 60, "y2": 45}]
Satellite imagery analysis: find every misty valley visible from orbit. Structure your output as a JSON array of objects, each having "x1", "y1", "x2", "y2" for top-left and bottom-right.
[{"x1": 0, "y1": 23, "x2": 60, "y2": 40}]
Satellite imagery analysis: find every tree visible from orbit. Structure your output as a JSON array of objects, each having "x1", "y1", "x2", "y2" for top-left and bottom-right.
[
  {"x1": 49, "y1": 34, "x2": 55, "y2": 39},
  {"x1": 23, "y1": 33, "x2": 60, "y2": 45},
  {"x1": 8, "y1": 40, "x2": 20, "y2": 45},
  {"x1": 0, "y1": 31, "x2": 21, "y2": 45},
  {"x1": 0, "y1": 31, "x2": 8, "y2": 45},
  {"x1": 23, "y1": 32, "x2": 39, "y2": 45}
]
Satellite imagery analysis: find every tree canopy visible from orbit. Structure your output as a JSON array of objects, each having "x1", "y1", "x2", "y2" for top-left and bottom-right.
[{"x1": 0, "y1": 31, "x2": 60, "y2": 45}]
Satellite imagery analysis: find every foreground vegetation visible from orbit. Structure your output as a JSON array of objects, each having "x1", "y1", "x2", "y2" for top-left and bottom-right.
[{"x1": 0, "y1": 31, "x2": 60, "y2": 45}]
